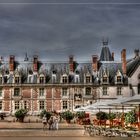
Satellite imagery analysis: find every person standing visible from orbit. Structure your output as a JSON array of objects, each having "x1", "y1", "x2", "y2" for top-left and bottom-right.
[{"x1": 42, "y1": 115, "x2": 47, "y2": 131}]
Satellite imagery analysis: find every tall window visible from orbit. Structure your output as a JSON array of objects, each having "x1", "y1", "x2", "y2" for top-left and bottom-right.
[
  {"x1": 103, "y1": 87, "x2": 107, "y2": 95},
  {"x1": 52, "y1": 74, "x2": 56, "y2": 83},
  {"x1": 62, "y1": 88, "x2": 67, "y2": 96},
  {"x1": 85, "y1": 87, "x2": 91, "y2": 95},
  {"x1": 86, "y1": 76, "x2": 90, "y2": 83},
  {"x1": 14, "y1": 88, "x2": 20, "y2": 96},
  {"x1": 24, "y1": 101, "x2": 27, "y2": 110},
  {"x1": 0, "y1": 89, "x2": 2, "y2": 97},
  {"x1": 0, "y1": 101, "x2": 2, "y2": 110},
  {"x1": 117, "y1": 87, "x2": 122, "y2": 95},
  {"x1": 15, "y1": 76, "x2": 20, "y2": 84},
  {"x1": 75, "y1": 75, "x2": 79, "y2": 83},
  {"x1": 0, "y1": 77, "x2": 2, "y2": 84},
  {"x1": 117, "y1": 76, "x2": 122, "y2": 83},
  {"x1": 103, "y1": 77, "x2": 108, "y2": 83},
  {"x1": 39, "y1": 88, "x2": 44, "y2": 96},
  {"x1": 40, "y1": 76, "x2": 45, "y2": 84},
  {"x1": 15, "y1": 101, "x2": 20, "y2": 110},
  {"x1": 39, "y1": 101, "x2": 45, "y2": 110},
  {"x1": 28, "y1": 76, "x2": 32, "y2": 83},
  {"x1": 62, "y1": 76, "x2": 68, "y2": 83},
  {"x1": 63, "y1": 101, "x2": 67, "y2": 109}
]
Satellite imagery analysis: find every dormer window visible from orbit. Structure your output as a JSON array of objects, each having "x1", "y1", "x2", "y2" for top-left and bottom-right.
[
  {"x1": 14, "y1": 88, "x2": 20, "y2": 96},
  {"x1": 86, "y1": 76, "x2": 91, "y2": 83},
  {"x1": 62, "y1": 75, "x2": 68, "y2": 83},
  {"x1": 75, "y1": 75, "x2": 79, "y2": 83},
  {"x1": 103, "y1": 76, "x2": 108, "y2": 83},
  {"x1": 52, "y1": 74, "x2": 56, "y2": 83},
  {"x1": 39, "y1": 75, "x2": 45, "y2": 84},
  {"x1": 117, "y1": 76, "x2": 121, "y2": 83},
  {"x1": 15, "y1": 76, "x2": 20, "y2": 84}
]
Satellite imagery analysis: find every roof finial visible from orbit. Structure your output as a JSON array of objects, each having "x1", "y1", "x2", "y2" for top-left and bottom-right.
[
  {"x1": 102, "y1": 37, "x2": 108, "y2": 46},
  {"x1": 24, "y1": 52, "x2": 29, "y2": 61}
]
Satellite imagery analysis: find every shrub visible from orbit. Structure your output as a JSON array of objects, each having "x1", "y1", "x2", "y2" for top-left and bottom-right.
[
  {"x1": 15, "y1": 109, "x2": 28, "y2": 122},
  {"x1": 61, "y1": 111, "x2": 74, "y2": 121},
  {"x1": 96, "y1": 111, "x2": 108, "y2": 120},
  {"x1": 108, "y1": 113, "x2": 116, "y2": 120},
  {"x1": 76, "y1": 111, "x2": 86, "y2": 119},
  {"x1": 125, "y1": 111, "x2": 137, "y2": 125}
]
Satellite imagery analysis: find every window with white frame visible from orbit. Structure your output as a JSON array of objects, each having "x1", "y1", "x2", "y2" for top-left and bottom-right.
[
  {"x1": 103, "y1": 76, "x2": 108, "y2": 83},
  {"x1": 85, "y1": 87, "x2": 91, "y2": 95},
  {"x1": 117, "y1": 87, "x2": 122, "y2": 95},
  {"x1": 28, "y1": 76, "x2": 32, "y2": 83},
  {"x1": 75, "y1": 75, "x2": 79, "y2": 83},
  {"x1": 62, "y1": 88, "x2": 67, "y2": 96},
  {"x1": 40, "y1": 76, "x2": 45, "y2": 84},
  {"x1": 0, "y1": 88, "x2": 2, "y2": 97},
  {"x1": 103, "y1": 87, "x2": 108, "y2": 95},
  {"x1": 39, "y1": 88, "x2": 44, "y2": 96},
  {"x1": 15, "y1": 101, "x2": 20, "y2": 110},
  {"x1": 0, "y1": 101, "x2": 2, "y2": 110},
  {"x1": 15, "y1": 76, "x2": 20, "y2": 84},
  {"x1": 39, "y1": 101, "x2": 45, "y2": 110},
  {"x1": 62, "y1": 101, "x2": 67, "y2": 109},
  {"x1": 117, "y1": 76, "x2": 122, "y2": 83},
  {"x1": 62, "y1": 76, "x2": 68, "y2": 83},
  {"x1": 14, "y1": 88, "x2": 20, "y2": 96},
  {"x1": 24, "y1": 101, "x2": 28, "y2": 110},
  {"x1": 52, "y1": 74, "x2": 56, "y2": 83},
  {"x1": 86, "y1": 76, "x2": 90, "y2": 83}
]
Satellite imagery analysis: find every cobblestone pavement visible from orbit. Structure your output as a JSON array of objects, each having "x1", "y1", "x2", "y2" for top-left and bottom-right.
[{"x1": 0, "y1": 122, "x2": 88, "y2": 137}]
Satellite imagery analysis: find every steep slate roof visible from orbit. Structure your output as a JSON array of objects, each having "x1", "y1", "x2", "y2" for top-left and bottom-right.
[
  {"x1": 100, "y1": 47, "x2": 113, "y2": 61},
  {"x1": 126, "y1": 56, "x2": 140, "y2": 77}
]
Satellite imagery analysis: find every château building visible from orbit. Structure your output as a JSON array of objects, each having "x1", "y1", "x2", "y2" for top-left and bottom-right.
[{"x1": 0, "y1": 40, "x2": 139, "y2": 115}]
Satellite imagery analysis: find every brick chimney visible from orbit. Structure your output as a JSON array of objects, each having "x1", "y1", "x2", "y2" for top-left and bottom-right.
[
  {"x1": 121, "y1": 49, "x2": 126, "y2": 75},
  {"x1": 9, "y1": 55, "x2": 15, "y2": 71},
  {"x1": 69, "y1": 55, "x2": 74, "y2": 73},
  {"x1": 112, "y1": 52, "x2": 114, "y2": 61},
  {"x1": 33, "y1": 55, "x2": 38, "y2": 72},
  {"x1": 134, "y1": 49, "x2": 139, "y2": 58},
  {"x1": 92, "y1": 55, "x2": 98, "y2": 72}
]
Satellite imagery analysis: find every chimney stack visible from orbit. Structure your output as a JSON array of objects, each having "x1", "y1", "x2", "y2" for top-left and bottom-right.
[
  {"x1": 33, "y1": 55, "x2": 38, "y2": 72},
  {"x1": 92, "y1": 55, "x2": 98, "y2": 72},
  {"x1": 134, "y1": 49, "x2": 139, "y2": 58},
  {"x1": 121, "y1": 49, "x2": 126, "y2": 75},
  {"x1": 9, "y1": 55, "x2": 15, "y2": 72},
  {"x1": 112, "y1": 52, "x2": 114, "y2": 61},
  {"x1": 69, "y1": 55, "x2": 74, "y2": 73}
]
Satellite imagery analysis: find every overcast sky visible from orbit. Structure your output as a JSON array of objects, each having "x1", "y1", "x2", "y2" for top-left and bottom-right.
[{"x1": 0, "y1": 0, "x2": 140, "y2": 61}]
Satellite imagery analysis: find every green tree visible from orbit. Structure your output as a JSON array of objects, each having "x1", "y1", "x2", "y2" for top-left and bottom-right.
[{"x1": 15, "y1": 109, "x2": 28, "y2": 122}]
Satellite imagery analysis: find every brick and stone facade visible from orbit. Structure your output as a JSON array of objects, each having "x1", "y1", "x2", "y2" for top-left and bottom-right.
[{"x1": 0, "y1": 41, "x2": 139, "y2": 115}]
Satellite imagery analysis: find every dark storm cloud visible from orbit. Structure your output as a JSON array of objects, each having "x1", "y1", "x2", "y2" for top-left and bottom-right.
[{"x1": 0, "y1": 0, "x2": 140, "y2": 61}]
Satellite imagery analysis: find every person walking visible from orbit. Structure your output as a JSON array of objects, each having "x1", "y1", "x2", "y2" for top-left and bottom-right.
[
  {"x1": 55, "y1": 115, "x2": 59, "y2": 130},
  {"x1": 42, "y1": 115, "x2": 47, "y2": 131}
]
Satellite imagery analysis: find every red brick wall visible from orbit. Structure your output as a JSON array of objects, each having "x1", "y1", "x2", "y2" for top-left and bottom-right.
[
  {"x1": 4, "y1": 88, "x2": 10, "y2": 99},
  {"x1": 46, "y1": 88, "x2": 52, "y2": 98},
  {"x1": 4, "y1": 100, "x2": 10, "y2": 111},
  {"x1": 22, "y1": 88, "x2": 31, "y2": 98}
]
